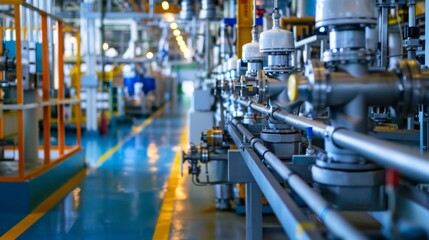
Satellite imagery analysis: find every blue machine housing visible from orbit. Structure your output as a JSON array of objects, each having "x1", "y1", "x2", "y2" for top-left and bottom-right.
[{"x1": 124, "y1": 74, "x2": 157, "y2": 96}]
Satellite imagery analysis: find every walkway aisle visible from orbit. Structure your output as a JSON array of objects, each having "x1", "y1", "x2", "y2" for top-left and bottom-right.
[{"x1": 16, "y1": 100, "x2": 188, "y2": 240}]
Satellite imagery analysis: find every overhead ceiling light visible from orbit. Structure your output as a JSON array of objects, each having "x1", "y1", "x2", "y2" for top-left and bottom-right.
[
  {"x1": 176, "y1": 35, "x2": 183, "y2": 41},
  {"x1": 173, "y1": 29, "x2": 181, "y2": 36},
  {"x1": 70, "y1": 36, "x2": 77, "y2": 44},
  {"x1": 102, "y1": 42, "x2": 109, "y2": 51},
  {"x1": 146, "y1": 52, "x2": 154, "y2": 59},
  {"x1": 163, "y1": 13, "x2": 175, "y2": 22},
  {"x1": 167, "y1": 15, "x2": 175, "y2": 22},
  {"x1": 161, "y1": 1, "x2": 170, "y2": 10},
  {"x1": 170, "y1": 22, "x2": 178, "y2": 30},
  {"x1": 178, "y1": 40, "x2": 186, "y2": 46}
]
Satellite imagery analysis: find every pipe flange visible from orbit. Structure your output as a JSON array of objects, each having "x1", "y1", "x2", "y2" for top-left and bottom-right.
[
  {"x1": 239, "y1": 75, "x2": 258, "y2": 98},
  {"x1": 246, "y1": 68, "x2": 259, "y2": 77},
  {"x1": 305, "y1": 60, "x2": 327, "y2": 111},
  {"x1": 395, "y1": 60, "x2": 418, "y2": 116},
  {"x1": 376, "y1": 0, "x2": 400, "y2": 7},
  {"x1": 263, "y1": 66, "x2": 295, "y2": 74},
  {"x1": 0, "y1": 56, "x2": 16, "y2": 72},
  {"x1": 312, "y1": 165, "x2": 385, "y2": 187},
  {"x1": 316, "y1": 159, "x2": 380, "y2": 171},
  {"x1": 206, "y1": 127, "x2": 223, "y2": 147},
  {"x1": 260, "y1": 129, "x2": 301, "y2": 143},
  {"x1": 201, "y1": 149, "x2": 209, "y2": 163},
  {"x1": 407, "y1": 60, "x2": 427, "y2": 107},
  {"x1": 254, "y1": 70, "x2": 266, "y2": 103},
  {"x1": 323, "y1": 49, "x2": 374, "y2": 65}
]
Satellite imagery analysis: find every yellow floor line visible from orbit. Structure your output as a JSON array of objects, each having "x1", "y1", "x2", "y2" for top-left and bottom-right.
[
  {"x1": 93, "y1": 104, "x2": 167, "y2": 169},
  {"x1": 0, "y1": 168, "x2": 87, "y2": 240},
  {"x1": 153, "y1": 126, "x2": 188, "y2": 240},
  {"x1": 0, "y1": 104, "x2": 169, "y2": 240}
]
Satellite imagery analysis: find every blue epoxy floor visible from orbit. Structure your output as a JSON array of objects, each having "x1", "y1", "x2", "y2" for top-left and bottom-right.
[{"x1": 16, "y1": 99, "x2": 188, "y2": 240}]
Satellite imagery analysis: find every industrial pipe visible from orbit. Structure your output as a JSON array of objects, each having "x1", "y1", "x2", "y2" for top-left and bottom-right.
[
  {"x1": 332, "y1": 130, "x2": 429, "y2": 182},
  {"x1": 236, "y1": 99, "x2": 327, "y2": 137},
  {"x1": 236, "y1": 99, "x2": 429, "y2": 182},
  {"x1": 229, "y1": 120, "x2": 366, "y2": 240}
]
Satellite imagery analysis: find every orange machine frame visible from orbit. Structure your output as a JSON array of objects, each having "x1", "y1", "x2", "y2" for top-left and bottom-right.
[{"x1": 0, "y1": 2, "x2": 82, "y2": 181}]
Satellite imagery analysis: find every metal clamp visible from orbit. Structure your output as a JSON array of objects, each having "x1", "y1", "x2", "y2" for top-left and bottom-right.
[
  {"x1": 267, "y1": 100, "x2": 280, "y2": 119},
  {"x1": 250, "y1": 138, "x2": 264, "y2": 148},
  {"x1": 324, "y1": 126, "x2": 335, "y2": 142}
]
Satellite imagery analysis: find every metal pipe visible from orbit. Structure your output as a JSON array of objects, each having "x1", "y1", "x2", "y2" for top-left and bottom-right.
[
  {"x1": 101, "y1": 0, "x2": 106, "y2": 84},
  {"x1": 149, "y1": 0, "x2": 154, "y2": 17},
  {"x1": 235, "y1": 99, "x2": 429, "y2": 182},
  {"x1": 252, "y1": 0, "x2": 256, "y2": 27},
  {"x1": 26, "y1": 2, "x2": 33, "y2": 42},
  {"x1": 237, "y1": 100, "x2": 328, "y2": 136},
  {"x1": 426, "y1": 0, "x2": 429, "y2": 66},
  {"x1": 408, "y1": 0, "x2": 416, "y2": 27},
  {"x1": 296, "y1": 0, "x2": 306, "y2": 18},
  {"x1": 232, "y1": 119, "x2": 253, "y2": 140},
  {"x1": 229, "y1": 122, "x2": 366, "y2": 240},
  {"x1": 205, "y1": 20, "x2": 211, "y2": 75},
  {"x1": 407, "y1": 0, "x2": 417, "y2": 59},
  {"x1": 236, "y1": 99, "x2": 269, "y2": 115},
  {"x1": 81, "y1": 0, "x2": 98, "y2": 132},
  {"x1": 273, "y1": 111, "x2": 327, "y2": 138},
  {"x1": 332, "y1": 129, "x2": 429, "y2": 182},
  {"x1": 241, "y1": 148, "x2": 323, "y2": 240},
  {"x1": 380, "y1": 7, "x2": 388, "y2": 67},
  {"x1": 250, "y1": 0, "x2": 258, "y2": 42}
]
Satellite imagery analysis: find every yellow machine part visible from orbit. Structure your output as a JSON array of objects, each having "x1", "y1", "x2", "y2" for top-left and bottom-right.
[
  {"x1": 281, "y1": 16, "x2": 315, "y2": 40},
  {"x1": 69, "y1": 65, "x2": 124, "y2": 124},
  {"x1": 388, "y1": 2, "x2": 425, "y2": 25},
  {"x1": 236, "y1": 0, "x2": 253, "y2": 59}
]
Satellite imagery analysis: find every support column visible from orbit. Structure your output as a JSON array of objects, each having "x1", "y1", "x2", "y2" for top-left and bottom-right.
[
  {"x1": 14, "y1": 5, "x2": 25, "y2": 178},
  {"x1": 246, "y1": 182, "x2": 262, "y2": 240},
  {"x1": 426, "y1": 0, "x2": 429, "y2": 66},
  {"x1": 81, "y1": 0, "x2": 98, "y2": 132},
  {"x1": 41, "y1": 14, "x2": 50, "y2": 164},
  {"x1": 380, "y1": 7, "x2": 388, "y2": 68}
]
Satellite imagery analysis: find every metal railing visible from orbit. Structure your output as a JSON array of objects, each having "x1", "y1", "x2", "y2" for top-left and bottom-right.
[{"x1": 0, "y1": 2, "x2": 82, "y2": 181}]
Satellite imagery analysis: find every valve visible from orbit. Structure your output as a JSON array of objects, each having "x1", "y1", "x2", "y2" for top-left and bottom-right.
[
  {"x1": 182, "y1": 144, "x2": 201, "y2": 177},
  {"x1": 0, "y1": 56, "x2": 16, "y2": 72},
  {"x1": 305, "y1": 127, "x2": 315, "y2": 156}
]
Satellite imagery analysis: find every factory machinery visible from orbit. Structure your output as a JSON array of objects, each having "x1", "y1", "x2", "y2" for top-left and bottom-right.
[
  {"x1": 0, "y1": 1, "x2": 85, "y2": 214},
  {"x1": 183, "y1": 0, "x2": 429, "y2": 239}
]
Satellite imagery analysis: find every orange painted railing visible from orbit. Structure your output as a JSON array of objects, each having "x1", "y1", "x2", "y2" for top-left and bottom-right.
[{"x1": 0, "y1": 2, "x2": 82, "y2": 181}]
